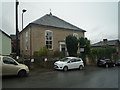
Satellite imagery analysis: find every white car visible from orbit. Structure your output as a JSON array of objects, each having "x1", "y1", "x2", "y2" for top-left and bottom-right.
[
  {"x1": 0, "y1": 56, "x2": 29, "y2": 77},
  {"x1": 54, "y1": 57, "x2": 84, "y2": 71}
]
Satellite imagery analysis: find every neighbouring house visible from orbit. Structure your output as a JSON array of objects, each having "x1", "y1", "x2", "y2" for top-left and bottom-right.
[
  {"x1": 10, "y1": 34, "x2": 20, "y2": 57},
  {"x1": 20, "y1": 13, "x2": 86, "y2": 57},
  {"x1": 0, "y1": 29, "x2": 11, "y2": 55},
  {"x1": 10, "y1": 34, "x2": 17, "y2": 53},
  {"x1": 91, "y1": 39, "x2": 120, "y2": 58}
]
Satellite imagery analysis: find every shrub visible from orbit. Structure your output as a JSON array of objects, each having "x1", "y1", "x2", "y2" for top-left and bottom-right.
[
  {"x1": 38, "y1": 47, "x2": 48, "y2": 57},
  {"x1": 89, "y1": 47, "x2": 117, "y2": 61},
  {"x1": 33, "y1": 47, "x2": 48, "y2": 58},
  {"x1": 34, "y1": 51, "x2": 39, "y2": 58},
  {"x1": 53, "y1": 50, "x2": 64, "y2": 58}
]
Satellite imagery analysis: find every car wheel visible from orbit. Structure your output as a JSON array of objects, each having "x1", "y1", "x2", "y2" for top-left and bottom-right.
[
  {"x1": 18, "y1": 70, "x2": 27, "y2": 77},
  {"x1": 105, "y1": 64, "x2": 108, "y2": 68},
  {"x1": 79, "y1": 65, "x2": 83, "y2": 70},
  {"x1": 63, "y1": 66, "x2": 68, "y2": 72}
]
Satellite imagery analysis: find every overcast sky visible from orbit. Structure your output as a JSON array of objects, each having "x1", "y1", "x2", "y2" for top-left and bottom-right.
[{"x1": 1, "y1": 0, "x2": 119, "y2": 44}]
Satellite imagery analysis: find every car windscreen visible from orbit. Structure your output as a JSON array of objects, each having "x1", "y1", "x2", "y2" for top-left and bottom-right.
[{"x1": 60, "y1": 58, "x2": 70, "y2": 62}]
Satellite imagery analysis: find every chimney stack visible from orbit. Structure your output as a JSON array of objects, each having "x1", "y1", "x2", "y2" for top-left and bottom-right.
[{"x1": 103, "y1": 39, "x2": 108, "y2": 45}]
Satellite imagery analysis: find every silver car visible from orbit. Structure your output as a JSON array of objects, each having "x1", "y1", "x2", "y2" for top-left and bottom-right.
[{"x1": 0, "y1": 56, "x2": 29, "y2": 77}]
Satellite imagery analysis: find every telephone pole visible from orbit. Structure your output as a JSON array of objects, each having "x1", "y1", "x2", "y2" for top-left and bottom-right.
[{"x1": 16, "y1": 0, "x2": 19, "y2": 59}]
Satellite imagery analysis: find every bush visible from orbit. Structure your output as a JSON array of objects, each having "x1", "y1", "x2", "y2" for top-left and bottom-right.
[
  {"x1": 89, "y1": 46, "x2": 117, "y2": 61},
  {"x1": 34, "y1": 51, "x2": 39, "y2": 58},
  {"x1": 53, "y1": 50, "x2": 64, "y2": 58},
  {"x1": 38, "y1": 47, "x2": 48, "y2": 57},
  {"x1": 33, "y1": 47, "x2": 48, "y2": 58},
  {"x1": 29, "y1": 58, "x2": 55, "y2": 70}
]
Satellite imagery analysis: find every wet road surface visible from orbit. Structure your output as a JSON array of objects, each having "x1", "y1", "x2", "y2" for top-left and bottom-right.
[{"x1": 2, "y1": 66, "x2": 119, "y2": 88}]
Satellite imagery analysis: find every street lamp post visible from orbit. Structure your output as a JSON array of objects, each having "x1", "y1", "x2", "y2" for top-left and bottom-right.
[
  {"x1": 16, "y1": 0, "x2": 19, "y2": 59},
  {"x1": 22, "y1": 9, "x2": 27, "y2": 30}
]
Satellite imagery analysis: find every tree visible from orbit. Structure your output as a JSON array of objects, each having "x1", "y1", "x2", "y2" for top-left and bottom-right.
[
  {"x1": 79, "y1": 37, "x2": 90, "y2": 54},
  {"x1": 65, "y1": 35, "x2": 78, "y2": 57},
  {"x1": 79, "y1": 37, "x2": 91, "y2": 65}
]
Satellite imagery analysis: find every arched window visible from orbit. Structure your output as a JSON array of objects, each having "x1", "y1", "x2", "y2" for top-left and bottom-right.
[{"x1": 45, "y1": 30, "x2": 53, "y2": 49}]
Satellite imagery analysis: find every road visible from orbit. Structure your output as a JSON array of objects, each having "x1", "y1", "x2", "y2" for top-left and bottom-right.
[{"x1": 2, "y1": 66, "x2": 119, "y2": 88}]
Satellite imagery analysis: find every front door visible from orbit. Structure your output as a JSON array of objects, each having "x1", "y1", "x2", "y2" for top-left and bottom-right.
[
  {"x1": 61, "y1": 44, "x2": 65, "y2": 56},
  {"x1": 59, "y1": 41, "x2": 66, "y2": 56}
]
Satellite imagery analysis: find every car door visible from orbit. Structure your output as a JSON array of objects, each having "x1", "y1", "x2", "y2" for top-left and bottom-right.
[
  {"x1": 67, "y1": 59, "x2": 77, "y2": 69},
  {"x1": 2, "y1": 57, "x2": 19, "y2": 75}
]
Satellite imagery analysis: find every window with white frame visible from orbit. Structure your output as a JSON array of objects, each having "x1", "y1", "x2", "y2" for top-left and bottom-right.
[
  {"x1": 45, "y1": 30, "x2": 53, "y2": 49},
  {"x1": 26, "y1": 31, "x2": 28, "y2": 50},
  {"x1": 73, "y1": 33, "x2": 78, "y2": 38}
]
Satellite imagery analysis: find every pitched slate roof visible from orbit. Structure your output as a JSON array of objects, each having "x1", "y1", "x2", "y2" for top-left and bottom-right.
[
  {"x1": 30, "y1": 14, "x2": 86, "y2": 32},
  {"x1": 92, "y1": 40, "x2": 119, "y2": 47},
  {"x1": 0, "y1": 29, "x2": 11, "y2": 39}
]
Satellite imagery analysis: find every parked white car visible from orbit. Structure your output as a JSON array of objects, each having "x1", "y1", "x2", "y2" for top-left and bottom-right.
[
  {"x1": 0, "y1": 56, "x2": 29, "y2": 77},
  {"x1": 54, "y1": 57, "x2": 84, "y2": 71}
]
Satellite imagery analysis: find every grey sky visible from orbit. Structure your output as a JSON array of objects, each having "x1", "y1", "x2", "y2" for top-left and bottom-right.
[{"x1": 1, "y1": 0, "x2": 119, "y2": 44}]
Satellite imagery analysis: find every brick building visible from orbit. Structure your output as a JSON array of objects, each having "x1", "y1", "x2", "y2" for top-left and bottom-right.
[{"x1": 20, "y1": 13, "x2": 86, "y2": 57}]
